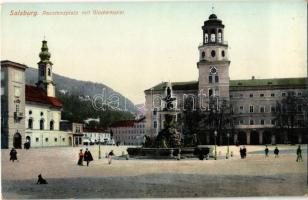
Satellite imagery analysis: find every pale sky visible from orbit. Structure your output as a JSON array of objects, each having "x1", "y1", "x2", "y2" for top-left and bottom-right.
[{"x1": 1, "y1": 1, "x2": 307, "y2": 104}]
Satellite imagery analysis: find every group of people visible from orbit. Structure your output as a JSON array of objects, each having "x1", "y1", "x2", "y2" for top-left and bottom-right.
[
  {"x1": 239, "y1": 146, "x2": 247, "y2": 159},
  {"x1": 77, "y1": 149, "x2": 115, "y2": 166},
  {"x1": 264, "y1": 145, "x2": 303, "y2": 161},
  {"x1": 77, "y1": 148, "x2": 93, "y2": 166}
]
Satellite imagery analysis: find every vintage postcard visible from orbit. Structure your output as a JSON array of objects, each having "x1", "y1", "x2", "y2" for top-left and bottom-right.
[{"x1": 1, "y1": 0, "x2": 307, "y2": 199}]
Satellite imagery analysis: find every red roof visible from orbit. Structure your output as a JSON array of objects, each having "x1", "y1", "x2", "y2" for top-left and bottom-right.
[
  {"x1": 110, "y1": 117, "x2": 145, "y2": 128},
  {"x1": 26, "y1": 85, "x2": 62, "y2": 108}
]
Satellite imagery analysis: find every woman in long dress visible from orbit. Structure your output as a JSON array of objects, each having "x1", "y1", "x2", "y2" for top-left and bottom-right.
[{"x1": 77, "y1": 149, "x2": 84, "y2": 166}]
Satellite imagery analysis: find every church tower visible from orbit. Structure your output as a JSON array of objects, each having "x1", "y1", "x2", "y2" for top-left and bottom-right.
[
  {"x1": 197, "y1": 14, "x2": 230, "y2": 103},
  {"x1": 36, "y1": 40, "x2": 55, "y2": 97}
]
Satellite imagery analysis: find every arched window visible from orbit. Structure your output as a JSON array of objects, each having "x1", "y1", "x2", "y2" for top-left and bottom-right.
[
  {"x1": 48, "y1": 68, "x2": 51, "y2": 76},
  {"x1": 201, "y1": 51, "x2": 205, "y2": 59},
  {"x1": 205, "y1": 33, "x2": 209, "y2": 43},
  {"x1": 210, "y1": 29, "x2": 216, "y2": 42},
  {"x1": 218, "y1": 29, "x2": 222, "y2": 43},
  {"x1": 50, "y1": 120, "x2": 54, "y2": 130},
  {"x1": 209, "y1": 89, "x2": 213, "y2": 97},
  {"x1": 28, "y1": 118, "x2": 33, "y2": 129},
  {"x1": 40, "y1": 119, "x2": 44, "y2": 130}
]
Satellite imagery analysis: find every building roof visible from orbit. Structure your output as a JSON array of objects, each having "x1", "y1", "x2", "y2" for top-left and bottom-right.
[
  {"x1": 145, "y1": 81, "x2": 198, "y2": 92},
  {"x1": 229, "y1": 77, "x2": 307, "y2": 91},
  {"x1": 83, "y1": 128, "x2": 109, "y2": 133},
  {"x1": 1, "y1": 60, "x2": 28, "y2": 70},
  {"x1": 110, "y1": 117, "x2": 145, "y2": 128},
  {"x1": 26, "y1": 85, "x2": 62, "y2": 108},
  {"x1": 145, "y1": 77, "x2": 307, "y2": 92}
]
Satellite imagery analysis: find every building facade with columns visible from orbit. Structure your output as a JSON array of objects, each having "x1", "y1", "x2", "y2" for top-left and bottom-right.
[{"x1": 144, "y1": 14, "x2": 308, "y2": 145}]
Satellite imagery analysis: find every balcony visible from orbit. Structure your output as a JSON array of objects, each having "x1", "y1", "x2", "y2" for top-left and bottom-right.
[{"x1": 198, "y1": 41, "x2": 228, "y2": 48}]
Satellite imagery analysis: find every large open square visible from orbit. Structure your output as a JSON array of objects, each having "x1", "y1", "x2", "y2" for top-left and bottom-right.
[{"x1": 1, "y1": 145, "x2": 307, "y2": 198}]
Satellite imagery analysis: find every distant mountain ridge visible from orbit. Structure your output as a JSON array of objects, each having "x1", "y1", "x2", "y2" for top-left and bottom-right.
[{"x1": 25, "y1": 67, "x2": 137, "y2": 113}]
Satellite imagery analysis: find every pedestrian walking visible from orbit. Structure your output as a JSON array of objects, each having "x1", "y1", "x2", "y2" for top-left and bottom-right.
[
  {"x1": 240, "y1": 147, "x2": 243, "y2": 159},
  {"x1": 84, "y1": 148, "x2": 93, "y2": 167},
  {"x1": 108, "y1": 150, "x2": 114, "y2": 164},
  {"x1": 296, "y1": 145, "x2": 303, "y2": 162},
  {"x1": 274, "y1": 147, "x2": 279, "y2": 158},
  {"x1": 265, "y1": 145, "x2": 269, "y2": 157},
  {"x1": 37, "y1": 174, "x2": 48, "y2": 184},
  {"x1": 77, "y1": 149, "x2": 84, "y2": 166},
  {"x1": 10, "y1": 148, "x2": 17, "y2": 162},
  {"x1": 243, "y1": 146, "x2": 247, "y2": 158}
]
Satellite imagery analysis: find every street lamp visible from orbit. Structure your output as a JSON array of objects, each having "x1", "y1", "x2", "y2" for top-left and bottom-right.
[
  {"x1": 226, "y1": 133, "x2": 230, "y2": 159},
  {"x1": 214, "y1": 130, "x2": 217, "y2": 160},
  {"x1": 98, "y1": 138, "x2": 101, "y2": 159}
]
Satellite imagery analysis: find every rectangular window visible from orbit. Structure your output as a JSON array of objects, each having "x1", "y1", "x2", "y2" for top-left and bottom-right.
[
  {"x1": 260, "y1": 119, "x2": 265, "y2": 125},
  {"x1": 45, "y1": 138, "x2": 49, "y2": 142},
  {"x1": 249, "y1": 106, "x2": 254, "y2": 113},
  {"x1": 249, "y1": 94, "x2": 253, "y2": 98},
  {"x1": 260, "y1": 106, "x2": 265, "y2": 113},
  {"x1": 14, "y1": 86, "x2": 21, "y2": 97},
  {"x1": 260, "y1": 93, "x2": 264, "y2": 97},
  {"x1": 239, "y1": 106, "x2": 244, "y2": 112},
  {"x1": 62, "y1": 138, "x2": 65, "y2": 142},
  {"x1": 1, "y1": 71, "x2": 4, "y2": 81},
  {"x1": 239, "y1": 120, "x2": 244, "y2": 125},
  {"x1": 298, "y1": 92, "x2": 302, "y2": 96},
  {"x1": 209, "y1": 76, "x2": 212, "y2": 83},
  {"x1": 36, "y1": 138, "x2": 39, "y2": 142},
  {"x1": 1, "y1": 87, "x2": 4, "y2": 96},
  {"x1": 54, "y1": 138, "x2": 57, "y2": 142},
  {"x1": 282, "y1": 92, "x2": 286, "y2": 97},
  {"x1": 249, "y1": 120, "x2": 254, "y2": 125},
  {"x1": 271, "y1": 106, "x2": 276, "y2": 113},
  {"x1": 271, "y1": 93, "x2": 275, "y2": 97},
  {"x1": 153, "y1": 121, "x2": 157, "y2": 129},
  {"x1": 215, "y1": 75, "x2": 219, "y2": 83},
  {"x1": 297, "y1": 105, "x2": 302, "y2": 112},
  {"x1": 271, "y1": 120, "x2": 275, "y2": 125}
]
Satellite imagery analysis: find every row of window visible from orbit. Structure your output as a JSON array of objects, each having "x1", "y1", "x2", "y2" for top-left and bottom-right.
[
  {"x1": 115, "y1": 135, "x2": 138, "y2": 140},
  {"x1": 238, "y1": 105, "x2": 302, "y2": 113},
  {"x1": 28, "y1": 118, "x2": 54, "y2": 130},
  {"x1": 231, "y1": 92, "x2": 303, "y2": 98},
  {"x1": 239, "y1": 119, "x2": 304, "y2": 126},
  {"x1": 113, "y1": 130, "x2": 145, "y2": 134},
  {"x1": 35, "y1": 137, "x2": 66, "y2": 143}
]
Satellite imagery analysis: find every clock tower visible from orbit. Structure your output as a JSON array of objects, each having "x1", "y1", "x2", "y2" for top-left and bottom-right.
[
  {"x1": 197, "y1": 14, "x2": 230, "y2": 103},
  {"x1": 36, "y1": 40, "x2": 55, "y2": 97}
]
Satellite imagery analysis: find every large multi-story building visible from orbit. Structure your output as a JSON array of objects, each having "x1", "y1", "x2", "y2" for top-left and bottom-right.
[
  {"x1": 111, "y1": 117, "x2": 146, "y2": 145},
  {"x1": 145, "y1": 14, "x2": 308, "y2": 145},
  {"x1": 1, "y1": 40, "x2": 72, "y2": 148}
]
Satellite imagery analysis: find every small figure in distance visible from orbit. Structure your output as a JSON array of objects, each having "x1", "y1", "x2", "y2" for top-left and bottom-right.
[
  {"x1": 274, "y1": 146, "x2": 279, "y2": 158},
  {"x1": 265, "y1": 145, "x2": 269, "y2": 158},
  {"x1": 10, "y1": 148, "x2": 17, "y2": 162},
  {"x1": 37, "y1": 174, "x2": 48, "y2": 184},
  {"x1": 77, "y1": 149, "x2": 84, "y2": 166},
  {"x1": 296, "y1": 145, "x2": 303, "y2": 162},
  {"x1": 108, "y1": 150, "x2": 114, "y2": 165}
]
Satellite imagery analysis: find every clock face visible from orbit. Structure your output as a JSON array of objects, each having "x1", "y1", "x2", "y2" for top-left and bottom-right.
[{"x1": 210, "y1": 67, "x2": 217, "y2": 74}]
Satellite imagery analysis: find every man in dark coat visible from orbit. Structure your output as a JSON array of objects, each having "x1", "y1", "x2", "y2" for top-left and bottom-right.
[
  {"x1": 296, "y1": 145, "x2": 303, "y2": 162},
  {"x1": 10, "y1": 148, "x2": 17, "y2": 162},
  {"x1": 84, "y1": 148, "x2": 93, "y2": 167},
  {"x1": 243, "y1": 146, "x2": 247, "y2": 158},
  {"x1": 265, "y1": 145, "x2": 269, "y2": 157},
  {"x1": 274, "y1": 147, "x2": 279, "y2": 158}
]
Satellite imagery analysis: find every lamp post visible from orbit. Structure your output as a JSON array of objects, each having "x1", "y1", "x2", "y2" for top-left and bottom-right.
[
  {"x1": 214, "y1": 130, "x2": 217, "y2": 160},
  {"x1": 98, "y1": 138, "x2": 101, "y2": 159},
  {"x1": 226, "y1": 133, "x2": 230, "y2": 159}
]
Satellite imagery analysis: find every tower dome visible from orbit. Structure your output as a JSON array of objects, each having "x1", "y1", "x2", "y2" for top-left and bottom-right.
[
  {"x1": 39, "y1": 40, "x2": 51, "y2": 62},
  {"x1": 209, "y1": 14, "x2": 217, "y2": 20}
]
